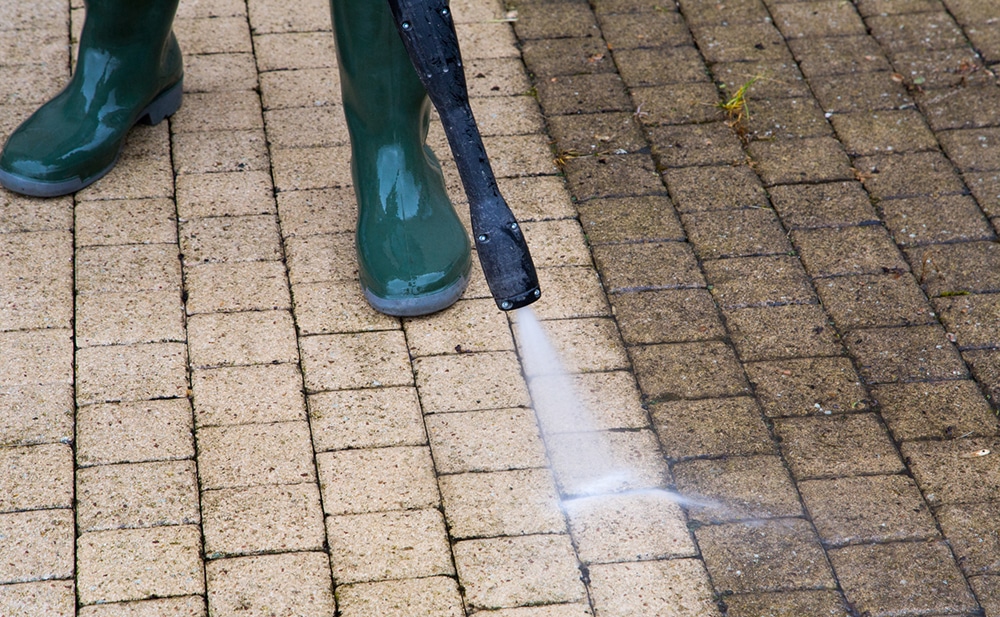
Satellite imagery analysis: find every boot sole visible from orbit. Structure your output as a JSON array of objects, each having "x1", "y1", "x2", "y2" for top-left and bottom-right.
[
  {"x1": 0, "y1": 79, "x2": 183, "y2": 198},
  {"x1": 363, "y1": 273, "x2": 470, "y2": 317}
]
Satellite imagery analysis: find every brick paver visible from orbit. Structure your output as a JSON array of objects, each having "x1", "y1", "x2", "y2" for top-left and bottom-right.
[{"x1": 1, "y1": 0, "x2": 999, "y2": 615}]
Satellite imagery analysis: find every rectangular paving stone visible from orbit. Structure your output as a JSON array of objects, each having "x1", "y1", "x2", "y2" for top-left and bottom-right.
[
  {"x1": 0, "y1": 580, "x2": 75, "y2": 617},
  {"x1": 883, "y1": 194, "x2": 994, "y2": 246},
  {"x1": 649, "y1": 122, "x2": 745, "y2": 168},
  {"x1": 77, "y1": 596, "x2": 206, "y2": 617},
  {"x1": 908, "y1": 241, "x2": 1000, "y2": 296},
  {"x1": 664, "y1": 164, "x2": 769, "y2": 213},
  {"x1": 588, "y1": 559, "x2": 720, "y2": 617},
  {"x1": 724, "y1": 303, "x2": 842, "y2": 361},
  {"x1": 816, "y1": 273, "x2": 935, "y2": 329},
  {"x1": 546, "y1": 429, "x2": 669, "y2": 496},
  {"x1": 274, "y1": 187, "x2": 355, "y2": 237},
  {"x1": 414, "y1": 351, "x2": 529, "y2": 413},
  {"x1": 562, "y1": 153, "x2": 664, "y2": 202},
  {"x1": 301, "y1": 330, "x2": 412, "y2": 392},
  {"x1": 856, "y1": 151, "x2": 967, "y2": 200},
  {"x1": 76, "y1": 343, "x2": 188, "y2": 404},
  {"x1": 769, "y1": 181, "x2": 877, "y2": 229},
  {"x1": 454, "y1": 535, "x2": 586, "y2": 610},
  {"x1": 535, "y1": 73, "x2": 631, "y2": 115},
  {"x1": 0, "y1": 383, "x2": 74, "y2": 447},
  {"x1": 530, "y1": 267, "x2": 611, "y2": 321},
  {"x1": 771, "y1": 0, "x2": 866, "y2": 38},
  {"x1": 519, "y1": 219, "x2": 593, "y2": 268},
  {"x1": 901, "y1": 437, "x2": 1000, "y2": 506},
  {"x1": 75, "y1": 198, "x2": 177, "y2": 247},
  {"x1": 327, "y1": 509, "x2": 454, "y2": 584},
  {"x1": 939, "y1": 126, "x2": 1000, "y2": 172},
  {"x1": 832, "y1": 109, "x2": 938, "y2": 155},
  {"x1": 520, "y1": 36, "x2": 616, "y2": 78},
  {"x1": 773, "y1": 413, "x2": 904, "y2": 478},
  {"x1": 183, "y1": 52, "x2": 258, "y2": 92},
  {"x1": 77, "y1": 525, "x2": 203, "y2": 605},
  {"x1": 0, "y1": 509, "x2": 74, "y2": 585},
  {"x1": 516, "y1": 317, "x2": 628, "y2": 376},
  {"x1": 337, "y1": 577, "x2": 464, "y2": 617},
  {"x1": 196, "y1": 421, "x2": 316, "y2": 489},
  {"x1": 192, "y1": 363, "x2": 305, "y2": 427},
  {"x1": 77, "y1": 398, "x2": 194, "y2": 466},
  {"x1": 425, "y1": 408, "x2": 547, "y2": 473},
  {"x1": 527, "y1": 370, "x2": 648, "y2": 434},
  {"x1": 788, "y1": 35, "x2": 891, "y2": 77},
  {"x1": 76, "y1": 291, "x2": 185, "y2": 346},
  {"x1": 440, "y1": 469, "x2": 564, "y2": 539},
  {"x1": 184, "y1": 261, "x2": 290, "y2": 315},
  {"x1": 575, "y1": 195, "x2": 685, "y2": 244},
  {"x1": 682, "y1": 207, "x2": 792, "y2": 259},
  {"x1": 711, "y1": 59, "x2": 811, "y2": 99},
  {"x1": 696, "y1": 519, "x2": 835, "y2": 594},
  {"x1": 748, "y1": 136, "x2": 854, "y2": 186},
  {"x1": 693, "y1": 22, "x2": 791, "y2": 63},
  {"x1": 75, "y1": 244, "x2": 181, "y2": 295},
  {"x1": 745, "y1": 97, "x2": 832, "y2": 141},
  {"x1": 175, "y1": 170, "x2": 275, "y2": 219},
  {"x1": 592, "y1": 241, "x2": 703, "y2": 293},
  {"x1": 800, "y1": 474, "x2": 938, "y2": 546},
  {"x1": 308, "y1": 387, "x2": 425, "y2": 451},
  {"x1": 868, "y1": 11, "x2": 965, "y2": 52},
  {"x1": 0, "y1": 328, "x2": 72, "y2": 387},
  {"x1": 188, "y1": 310, "x2": 298, "y2": 368},
  {"x1": 611, "y1": 289, "x2": 725, "y2": 345},
  {"x1": 172, "y1": 129, "x2": 269, "y2": 175},
  {"x1": 205, "y1": 553, "x2": 334, "y2": 617},
  {"x1": 970, "y1": 575, "x2": 1000, "y2": 617},
  {"x1": 675, "y1": 455, "x2": 802, "y2": 522},
  {"x1": 614, "y1": 46, "x2": 712, "y2": 86},
  {"x1": 628, "y1": 82, "x2": 721, "y2": 126},
  {"x1": 294, "y1": 280, "x2": 399, "y2": 335},
  {"x1": 872, "y1": 379, "x2": 998, "y2": 440},
  {"x1": 629, "y1": 341, "x2": 750, "y2": 400},
  {"x1": 934, "y1": 292, "x2": 1000, "y2": 349},
  {"x1": 746, "y1": 356, "x2": 869, "y2": 417},
  {"x1": 179, "y1": 215, "x2": 282, "y2": 265},
  {"x1": 723, "y1": 590, "x2": 849, "y2": 617},
  {"x1": 316, "y1": 446, "x2": 438, "y2": 516},
  {"x1": 936, "y1": 501, "x2": 1000, "y2": 575},
  {"x1": 284, "y1": 232, "x2": 357, "y2": 285},
  {"x1": 844, "y1": 324, "x2": 969, "y2": 383},
  {"x1": 811, "y1": 71, "x2": 914, "y2": 113},
  {"x1": 202, "y1": 483, "x2": 325, "y2": 558},
  {"x1": 652, "y1": 396, "x2": 774, "y2": 459},
  {"x1": 829, "y1": 541, "x2": 977, "y2": 616},
  {"x1": 792, "y1": 225, "x2": 909, "y2": 277},
  {"x1": 703, "y1": 255, "x2": 815, "y2": 308},
  {"x1": 0, "y1": 443, "x2": 73, "y2": 513},
  {"x1": 76, "y1": 460, "x2": 199, "y2": 532},
  {"x1": 174, "y1": 16, "x2": 252, "y2": 54}
]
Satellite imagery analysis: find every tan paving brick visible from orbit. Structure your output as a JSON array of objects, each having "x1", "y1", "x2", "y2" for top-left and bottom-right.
[
  {"x1": 179, "y1": 215, "x2": 282, "y2": 264},
  {"x1": 529, "y1": 370, "x2": 647, "y2": 433},
  {"x1": 271, "y1": 144, "x2": 353, "y2": 192},
  {"x1": 426, "y1": 408, "x2": 547, "y2": 474},
  {"x1": 337, "y1": 577, "x2": 464, "y2": 617},
  {"x1": 77, "y1": 595, "x2": 206, "y2": 617},
  {"x1": 440, "y1": 468, "x2": 564, "y2": 539},
  {"x1": 294, "y1": 280, "x2": 400, "y2": 335},
  {"x1": 77, "y1": 525, "x2": 204, "y2": 605},
  {"x1": 517, "y1": 317, "x2": 629, "y2": 376},
  {"x1": 0, "y1": 509, "x2": 74, "y2": 583},
  {"x1": 300, "y1": 330, "x2": 412, "y2": 391},
  {"x1": 723, "y1": 590, "x2": 849, "y2": 617},
  {"x1": 745, "y1": 356, "x2": 869, "y2": 417},
  {"x1": 404, "y1": 298, "x2": 513, "y2": 355},
  {"x1": 274, "y1": 187, "x2": 355, "y2": 238},
  {"x1": 901, "y1": 437, "x2": 1000, "y2": 506},
  {"x1": 205, "y1": 552, "x2": 334, "y2": 617},
  {"x1": 872, "y1": 379, "x2": 998, "y2": 440},
  {"x1": 0, "y1": 580, "x2": 75, "y2": 617},
  {"x1": 196, "y1": 421, "x2": 316, "y2": 489},
  {"x1": 77, "y1": 398, "x2": 194, "y2": 466},
  {"x1": 183, "y1": 52, "x2": 258, "y2": 93},
  {"x1": 76, "y1": 343, "x2": 188, "y2": 404},
  {"x1": 564, "y1": 492, "x2": 695, "y2": 564},
  {"x1": 174, "y1": 16, "x2": 252, "y2": 55},
  {"x1": 588, "y1": 559, "x2": 721, "y2": 617},
  {"x1": 175, "y1": 171, "x2": 275, "y2": 219},
  {"x1": 317, "y1": 446, "x2": 439, "y2": 515},
  {"x1": 202, "y1": 483, "x2": 325, "y2": 557},
  {"x1": 454, "y1": 534, "x2": 587, "y2": 610},
  {"x1": 414, "y1": 351, "x2": 530, "y2": 413},
  {"x1": 75, "y1": 244, "x2": 181, "y2": 295},
  {"x1": 283, "y1": 232, "x2": 356, "y2": 286},
  {"x1": 674, "y1": 455, "x2": 802, "y2": 523},
  {"x1": 327, "y1": 509, "x2": 454, "y2": 583},
  {"x1": 185, "y1": 261, "x2": 290, "y2": 314},
  {"x1": 0, "y1": 384, "x2": 74, "y2": 447},
  {"x1": 652, "y1": 397, "x2": 775, "y2": 459},
  {"x1": 76, "y1": 136, "x2": 174, "y2": 201},
  {"x1": 629, "y1": 341, "x2": 750, "y2": 400},
  {"x1": 171, "y1": 91, "x2": 264, "y2": 134},
  {"x1": 0, "y1": 443, "x2": 72, "y2": 513},
  {"x1": 0, "y1": 328, "x2": 73, "y2": 387},
  {"x1": 259, "y1": 68, "x2": 341, "y2": 111},
  {"x1": 252, "y1": 31, "x2": 336, "y2": 72},
  {"x1": 187, "y1": 310, "x2": 298, "y2": 368},
  {"x1": 76, "y1": 460, "x2": 199, "y2": 532},
  {"x1": 775, "y1": 414, "x2": 904, "y2": 479},
  {"x1": 76, "y1": 291, "x2": 184, "y2": 346},
  {"x1": 546, "y1": 429, "x2": 669, "y2": 496},
  {"x1": 192, "y1": 363, "x2": 306, "y2": 427},
  {"x1": 264, "y1": 105, "x2": 349, "y2": 149},
  {"x1": 172, "y1": 129, "x2": 269, "y2": 175},
  {"x1": 308, "y1": 386, "x2": 426, "y2": 451},
  {"x1": 75, "y1": 198, "x2": 177, "y2": 247}
]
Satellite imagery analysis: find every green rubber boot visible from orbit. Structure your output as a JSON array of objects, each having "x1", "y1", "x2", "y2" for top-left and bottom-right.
[
  {"x1": 330, "y1": 0, "x2": 472, "y2": 317},
  {"x1": 0, "y1": 0, "x2": 182, "y2": 197}
]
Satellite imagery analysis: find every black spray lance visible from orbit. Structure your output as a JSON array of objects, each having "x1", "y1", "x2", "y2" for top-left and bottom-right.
[{"x1": 386, "y1": 0, "x2": 541, "y2": 312}]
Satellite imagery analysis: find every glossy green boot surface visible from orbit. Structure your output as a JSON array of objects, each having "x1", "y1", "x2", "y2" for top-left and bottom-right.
[
  {"x1": 0, "y1": 0, "x2": 183, "y2": 197},
  {"x1": 331, "y1": 0, "x2": 472, "y2": 317}
]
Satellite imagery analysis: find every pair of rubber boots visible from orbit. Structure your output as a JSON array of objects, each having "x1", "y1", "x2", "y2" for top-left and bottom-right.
[{"x1": 0, "y1": 0, "x2": 471, "y2": 317}]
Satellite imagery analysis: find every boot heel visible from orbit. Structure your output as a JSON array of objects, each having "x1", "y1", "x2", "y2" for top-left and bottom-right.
[{"x1": 140, "y1": 79, "x2": 183, "y2": 125}]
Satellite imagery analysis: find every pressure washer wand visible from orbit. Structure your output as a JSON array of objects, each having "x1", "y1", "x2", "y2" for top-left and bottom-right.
[{"x1": 387, "y1": 0, "x2": 541, "y2": 312}]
